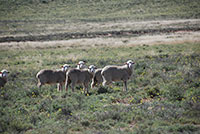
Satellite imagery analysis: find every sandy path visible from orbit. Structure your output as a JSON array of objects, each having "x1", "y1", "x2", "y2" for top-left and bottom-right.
[{"x1": 0, "y1": 19, "x2": 200, "y2": 50}]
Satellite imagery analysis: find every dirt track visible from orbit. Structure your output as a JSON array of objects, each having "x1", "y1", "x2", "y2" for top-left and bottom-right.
[
  {"x1": 0, "y1": 19, "x2": 200, "y2": 49},
  {"x1": 0, "y1": 27, "x2": 200, "y2": 43}
]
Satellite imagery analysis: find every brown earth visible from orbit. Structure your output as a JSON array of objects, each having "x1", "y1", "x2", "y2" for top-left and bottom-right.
[{"x1": 0, "y1": 19, "x2": 200, "y2": 50}]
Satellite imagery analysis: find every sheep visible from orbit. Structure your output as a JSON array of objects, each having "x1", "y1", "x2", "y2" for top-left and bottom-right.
[
  {"x1": 65, "y1": 65, "x2": 96, "y2": 94},
  {"x1": 91, "y1": 68, "x2": 103, "y2": 88},
  {"x1": 0, "y1": 69, "x2": 9, "y2": 88},
  {"x1": 36, "y1": 64, "x2": 70, "y2": 91},
  {"x1": 76, "y1": 61, "x2": 86, "y2": 69},
  {"x1": 101, "y1": 60, "x2": 135, "y2": 91}
]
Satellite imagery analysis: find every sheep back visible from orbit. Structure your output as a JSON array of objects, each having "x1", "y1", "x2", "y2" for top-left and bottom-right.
[
  {"x1": 66, "y1": 68, "x2": 93, "y2": 85},
  {"x1": 101, "y1": 65, "x2": 132, "y2": 82},
  {"x1": 36, "y1": 69, "x2": 66, "y2": 84}
]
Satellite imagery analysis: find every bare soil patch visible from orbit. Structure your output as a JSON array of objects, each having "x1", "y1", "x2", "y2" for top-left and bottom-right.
[{"x1": 0, "y1": 19, "x2": 200, "y2": 50}]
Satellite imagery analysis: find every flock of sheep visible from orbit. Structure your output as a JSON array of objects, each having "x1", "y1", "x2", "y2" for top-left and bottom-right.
[{"x1": 0, "y1": 60, "x2": 135, "y2": 94}]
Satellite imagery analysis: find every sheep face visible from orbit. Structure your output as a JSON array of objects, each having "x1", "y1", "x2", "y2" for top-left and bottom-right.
[
  {"x1": 77, "y1": 61, "x2": 86, "y2": 69},
  {"x1": 88, "y1": 65, "x2": 96, "y2": 73},
  {"x1": 126, "y1": 60, "x2": 135, "y2": 68},
  {"x1": 0, "y1": 69, "x2": 9, "y2": 77},
  {"x1": 61, "y1": 64, "x2": 70, "y2": 72}
]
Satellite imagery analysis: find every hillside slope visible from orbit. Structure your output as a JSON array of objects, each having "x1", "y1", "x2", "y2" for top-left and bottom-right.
[{"x1": 0, "y1": 0, "x2": 200, "y2": 39}]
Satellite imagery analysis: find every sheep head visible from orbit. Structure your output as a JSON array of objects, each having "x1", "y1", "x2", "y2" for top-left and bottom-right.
[
  {"x1": 126, "y1": 60, "x2": 135, "y2": 68},
  {"x1": 88, "y1": 65, "x2": 96, "y2": 73},
  {"x1": 61, "y1": 64, "x2": 70, "y2": 72},
  {"x1": 77, "y1": 61, "x2": 86, "y2": 69},
  {"x1": 0, "y1": 69, "x2": 9, "y2": 77}
]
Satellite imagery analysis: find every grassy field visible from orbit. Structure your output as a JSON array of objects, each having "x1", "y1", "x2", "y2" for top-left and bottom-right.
[
  {"x1": 0, "y1": 0, "x2": 200, "y2": 37},
  {"x1": 0, "y1": 43, "x2": 200, "y2": 133},
  {"x1": 1, "y1": 0, "x2": 200, "y2": 20},
  {"x1": 1, "y1": 0, "x2": 200, "y2": 21},
  {"x1": 0, "y1": 0, "x2": 200, "y2": 133}
]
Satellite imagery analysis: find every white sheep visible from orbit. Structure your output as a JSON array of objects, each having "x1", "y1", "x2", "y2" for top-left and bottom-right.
[
  {"x1": 91, "y1": 68, "x2": 103, "y2": 88},
  {"x1": 65, "y1": 65, "x2": 96, "y2": 94},
  {"x1": 76, "y1": 61, "x2": 87, "y2": 69},
  {"x1": 0, "y1": 69, "x2": 9, "y2": 88},
  {"x1": 101, "y1": 60, "x2": 135, "y2": 91},
  {"x1": 36, "y1": 64, "x2": 70, "y2": 91}
]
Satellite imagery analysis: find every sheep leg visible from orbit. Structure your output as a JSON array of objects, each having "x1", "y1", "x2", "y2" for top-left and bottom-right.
[
  {"x1": 83, "y1": 84, "x2": 89, "y2": 94},
  {"x1": 57, "y1": 83, "x2": 62, "y2": 91},
  {"x1": 71, "y1": 82, "x2": 75, "y2": 92},
  {"x1": 102, "y1": 75, "x2": 112, "y2": 86},
  {"x1": 91, "y1": 80, "x2": 96, "y2": 88},
  {"x1": 123, "y1": 81, "x2": 128, "y2": 91},
  {"x1": 91, "y1": 82, "x2": 94, "y2": 89},
  {"x1": 65, "y1": 78, "x2": 71, "y2": 92},
  {"x1": 102, "y1": 80, "x2": 111, "y2": 86},
  {"x1": 37, "y1": 82, "x2": 42, "y2": 88},
  {"x1": 57, "y1": 83, "x2": 60, "y2": 91},
  {"x1": 65, "y1": 82, "x2": 68, "y2": 91},
  {"x1": 60, "y1": 83, "x2": 63, "y2": 90}
]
